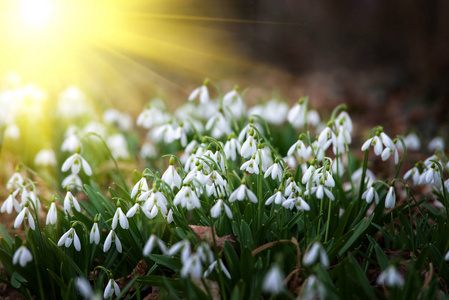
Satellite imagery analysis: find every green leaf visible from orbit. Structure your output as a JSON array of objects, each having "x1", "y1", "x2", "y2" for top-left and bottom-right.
[
  {"x1": 368, "y1": 237, "x2": 389, "y2": 270},
  {"x1": 0, "y1": 224, "x2": 14, "y2": 246},
  {"x1": 11, "y1": 272, "x2": 27, "y2": 289},
  {"x1": 239, "y1": 220, "x2": 254, "y2": 249},
  {"x1": 149, "y1": 254, "x2": 181, "y2": 271},
  {"x1": 338, "y1": 213, "x2": 374, "y2": 257}
]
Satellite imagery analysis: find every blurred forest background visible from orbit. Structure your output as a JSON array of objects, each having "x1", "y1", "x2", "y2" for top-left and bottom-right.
[
  {"x1": 105, "y1": 0, "x2": 449, "y2": 138},
  {"x1": 2, "y1": 0, "x2": 449, "y2": 137}
]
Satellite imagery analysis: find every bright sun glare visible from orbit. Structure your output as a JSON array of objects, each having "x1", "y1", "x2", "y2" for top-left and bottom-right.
[
  {"x1": 19, "y1": 0, "x2": 54, "y2": 28},
  {"x1": 0, "y1": 0, "x2": 240, "y2": 89}
]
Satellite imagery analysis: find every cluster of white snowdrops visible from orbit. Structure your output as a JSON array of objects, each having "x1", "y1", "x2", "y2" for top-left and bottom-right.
[{"x1": 3, "y1": 80, "x2": 449, "y2": 296}]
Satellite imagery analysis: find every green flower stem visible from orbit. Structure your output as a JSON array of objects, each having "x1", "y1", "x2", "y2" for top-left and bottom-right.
[
  {"x1": 324, "y1": 197, "x2": 332, "y2": 243},
  {"x1": 83, "y1": 132, "x2": 129, "y2": 190},
  {"x1": 357, "y1": 150, "x2": 370, "y2": 204},
  {"x1": 257, "y1": 160, "x2": 263, "y2": 230},
  {"x1": 317, "y1": 196, "x2": 324, "y2": 238}
]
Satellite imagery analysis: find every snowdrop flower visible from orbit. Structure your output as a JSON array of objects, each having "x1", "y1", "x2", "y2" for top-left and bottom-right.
[
  {"x1": 14, "y1": 204, "x2": 35, "y2": 230},
  {"x1": 303, "y1": 242, "x2": 329, "y2": 268},
  {"x1": 24, "y1": 189, "x2": 41, "y2": 210},
  {"x1": 126, "y1": 201, "x2": 143, "y2": 218},
  {"x1": 224, "y1": 135, "x2": 241, "y2": 161},
  {"x1": 90, "y1": 222, "x2": 100, "y2": 245},
  {"x1": 403, "y1": 133, "x2": 420, "y2": 151},
  {"x1": 136, "y1": 101, "x2": 170, "y2": 129},
  {"x1": 255, "y1": 146, "x2": 273, "y2": 173},
  {"x1": 318, "y1": 126, "x2": 336, "y2": 151},
  {"x1": 184, "y1": 164, "x2": 210, "y2": 188},
  {"x1": 335, "y1": 111, "x2": 353, "y2": 133},
  {"x1": 188, "y1": 81, "x2": 210, "y2": 104},
  {"x1": 229, "y1": 184, "x2": 258, "y2": 203},
  {"x1": 140, "y1": 142, "x2": 157, "y2": 159},
  {"x1": 307, "y1": 110, "x2": 321, "y2": 127},
  {"x1": 284, "y1": 177, "x2": 301, "y2": 197},
  {"x1": 63, "y1": 191, "x2": 81, "y2": 213},
  {"x1": 75, "y1": 277, "x2": 99, "y2": 300},
  {"x1": 111, "y1": 204, "x2": 129, "y2": 230},
  {"x1": 62, "y1": 173, "x2": 82, "y2": 189},
  {"x1": 4, "y1": 123, "x2": 20, "y2": 140},
  {"x1": 1, "y1": 190, "x2": 20, "y2": 214},
  {"x1": 141, "y1": 193, "x2": 168, "y2": 220},
  {"x1": 106, "y1": 134, "x2": 129, "y2": 160},
  {"x1": 222, "y1": 87, "x2": 245, "y2": 120},
  {"x1": 181, "y1": 253, "x2": 203, "y2": 279},
  {"x1": 104, "y1": 278, "x2": 120, "y2": 299},
  {"x1": 210, "y1": 199, "x2": 233, "y2": 219},
  {"x1": 6, "y1": 172, "x2": 24, "y2": 190},
  {"x1": 282, "y1": 193, "x2": 310, "y2": 211},
  {"x1": 58, "y1": 227, "x2": 81, "y2": 251},
  {"x1": 46, "y1": 201, "x2": 58, "y2": 225},
  {"x1": 351, "y1": 168, "x2": 376, "y2": 190},
  {"x1": 302, "y1": 165, "x2": 316, "y2": 185},
  {"x1": 204, "y1": 150, "x2": 226, "y2": 173},
  {"x1": 12, "y1": 246, "x2": 33, "y2": 267},
  {"x1": 287, "y1": 98, "x2": 307, "y2": 128},
  {"x1": 140, "y1": 188, "x2": 169, "y2": 215},
  {"x1": 103, "y1": 109, "x2": 133, "y2": 131},
  {"x1": 300, "y1": 275, "x2": 326, "y2": 300},
  {"x1": 306, "y1": 184, "x2": 335, "y2": 201},
  {"x1": 240, "y1": 156, "x2": 259, "y2": 175},
  {"x1": 288, "y1": 139, "x2": 312, "y2": 159},
  {"x1": 166, "y1": 239, "x2": 191, "y2": 260},
  {"x1": 130, "y1": 177, "x2": 148, "y2": 199},
  {"x1": 332, "y1": 157, "x2": 344, "y2": 177},
  {"x1": 362, "y1": 131, "x2": 395, "y2": 157},
  {"x1": 103, "y1": 230, "x2": 122, "y2": 253},
  {"x1": 173, "y1": 186, "x2": 201, "y2": 210},
  {"x1": 381, "y1": 143, "x2": 399, "y2": 164},
  {"x1": 428, "y1": 137, "x2": 444, "y2": 152},
  {"x1": 262, "y1": 265, "x2": 284, "y2": 294},
  {"x1": 420, "y1": 165, "x2": 441, "y2": 187},
  {"x1": 265, "y1": 190, "x2": 286, "y2": 205},
  {"x1": 334, "y1": 127, "x2": 350, "y2": 154},
  {"x1": 61, "y1": 153, "x2": 92, "y2": 176},
  {"x1": 34, "y1": 149, "x2": 57, "y2": 167},
  {"x1": 385, "y1": 186, "x2": 396, "y2": 209},
  {"x1": 311, "y1": 141, "x2": 326, "y2": 161},
  {"x1": 61, "y1": 133, "x2": 80, "y2": 152},
  {"x1": 204, "y1": 259, "x2": 231, "y2": 279},
  {"x1": 361, "y1": 135, "x2": 383, "y2": 155},
  {"x1": 377, "y1": 266, "x2": 404, "y2": 287},
  {"x1": 83, "y1": 122, "x2": 106, "y2": 139},
  {"x1": 424, "y1": 154, "x2": 441, "y2": 167},
  {"x1": 166, "y1": 209, "x2": 174, "y2": 223},
  {"x1": 174, "y1": 122, "x2": 189, "y2": 147},
  {"x1": 362, "y1": 186, "x2": 379, "y2": 204},
  {"x1": 143, "y1": 234, "x2": 167, "y2": 256},
  {"x1": 151, "y1": 122, "x2": 181, "y2": 144},
  {"x1": 210, "y1": 170, "x2": 226, "y2": 187},
  {"x1": 240, "y1": 131, "x2": 257, "y2": 159},
  {"x1": 205, "y1": 111, "x2": 232, "y2": 138},
  {"x1": 380, "y1": 132, "x2": 395, "y2": 149},
  {"x1": 284, "y1": 155, "x2": 297, "y2": 169},
  {"x1": 161, "y1": 157, "x2": 182, "y2": 189},
  {"x1": 404, "y1": 166, "x2": 420, "y2": 185}
]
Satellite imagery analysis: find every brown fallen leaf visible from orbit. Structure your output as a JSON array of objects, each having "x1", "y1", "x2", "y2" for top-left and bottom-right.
[
  {"x1": 116, "y1": 259, "x2": 148, "y2": 293},
  {"x1": 188, "y1": 224, "x2": 237, "y2": 251},
  {"x1": 191, "y1": 278, "x2": 220, "y2": 300},
  {"x1": 143, "y1": 287, "x2": 160, "y2": 300}
]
